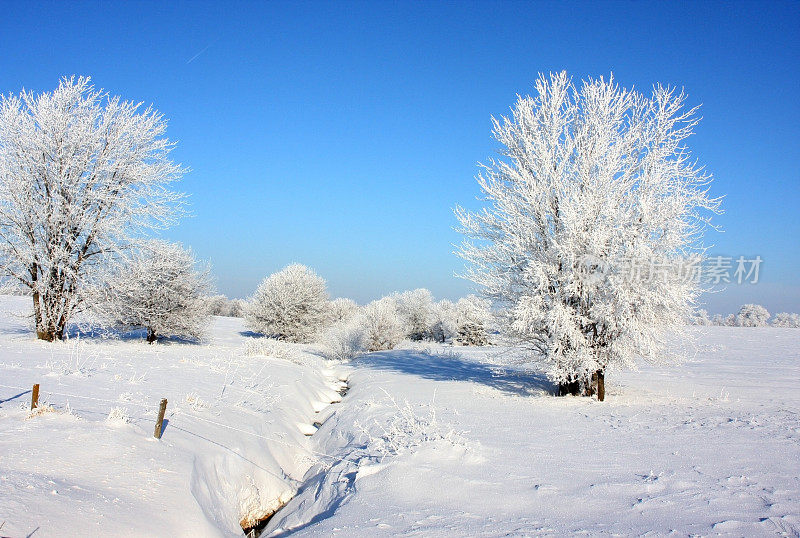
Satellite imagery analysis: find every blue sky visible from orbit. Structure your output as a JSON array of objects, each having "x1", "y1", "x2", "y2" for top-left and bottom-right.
[{"x1": 1, "y1": 1, "x2": 798, "y2": 313}]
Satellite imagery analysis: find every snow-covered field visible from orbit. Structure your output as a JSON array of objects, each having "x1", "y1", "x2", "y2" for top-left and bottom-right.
[{"x1": 1, "y1": 295, "x2": 798, "y2": 537}]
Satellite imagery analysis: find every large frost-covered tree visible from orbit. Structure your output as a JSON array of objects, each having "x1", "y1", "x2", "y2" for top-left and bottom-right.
[
  {"x1": 245, "y1": 264, "x2": 329, "y2": 343},
  {"x1": 102, "y1": 240, "x2": 212, "y2": 342},
  {"x1": 456, "y1": 72, "x2": 719, "y2": 400},
  {"x1": 0, "y1": 76, "x2": 184, "y2": 341}
]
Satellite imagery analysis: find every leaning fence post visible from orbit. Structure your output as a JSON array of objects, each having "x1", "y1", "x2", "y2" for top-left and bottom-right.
[
  {"x1": 154, "y1": 398, "x2": 167, "y2": 439},
  {"x1": 30, "y1": 383, "x2": 40, "y2": 410}
]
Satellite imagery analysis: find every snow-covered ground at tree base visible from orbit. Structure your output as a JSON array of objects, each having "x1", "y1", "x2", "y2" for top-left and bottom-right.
[{"x1": 1, "y1": 295, "x2": 798, "y2": 537}]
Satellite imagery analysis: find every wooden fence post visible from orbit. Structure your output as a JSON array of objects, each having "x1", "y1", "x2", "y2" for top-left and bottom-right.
[
  {"x1": 30, "y1": 383, "x2": 39, "y2": 410},
  {"x1": 154, "y1": 398, "x2": 167, "y2": 439}
]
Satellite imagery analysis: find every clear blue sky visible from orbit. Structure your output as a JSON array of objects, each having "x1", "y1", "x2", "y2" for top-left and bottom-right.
[{"x1": 1, "y1": 1, "x2": 798, "y2": 313}]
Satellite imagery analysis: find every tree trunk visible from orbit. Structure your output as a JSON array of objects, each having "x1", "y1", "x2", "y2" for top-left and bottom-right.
[
  {"x1": 55, "y1": 315, "x2": 68, "y2": 341},
  {"x1": 595, "y1": 370, "x2": 605, "y2": 401},
  {"x1": 32, "y1": 292, "x2": 52, "y2": 341},
  {"x1": 147, "y1": 327, "x2": 157, "y2": 343}
]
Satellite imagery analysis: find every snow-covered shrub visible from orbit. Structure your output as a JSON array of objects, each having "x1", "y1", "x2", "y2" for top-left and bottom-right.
[
  {"x1": 184, "y1": 392, "x2": 209, "y2": 411},
  {"x1": 320, "y1": 321, "x2": 366, "y2": 361},
  {"x1": 395, "y1": 288, "x2": 435, "y2": 340},
  {"x1": 736, "y1": 304, "x2": 770, "y2": 327},
  {"x1": 690, "y1": 309, "x2": 711, "y2": 326},
  {"x1": 455, "y1": 72, "x2": 720, "y2": 399},
  {"x1": 430, "y1": 299, "x2": 458, "y2": 343},
  {"x1": 359, "y1": 296, "x2": 406, "y2": 351},
  {"x1": 106, "y1": 407, "x2": 131, "y2": 425},
  {"x1": 327, "y1": 297, "x2": 360, "y2": 325},
  {"x1": 242, "y1": 338, "x2": 312, "y2": 368},
  {"x1": 454, "y1": 295, "x2": 492, "y2": 346},
  {"x1": 205, "y1": 294, "x2": 229, "y2": 316},
  {"x1": 206, "y1": 295, "x2": 245, "y2": 317},
  {"x1": 245, "y1": 264, "x2": 329, "y2": 343},
  {"x1": 772, "y1": 312, "x2": 800, "y2": 328},
  {"x1": 102, "y1": 240, "x2": 212, "y2": 343},
  {"x1": 356, "y1": 395, "x2": 466, "y2": 460}
]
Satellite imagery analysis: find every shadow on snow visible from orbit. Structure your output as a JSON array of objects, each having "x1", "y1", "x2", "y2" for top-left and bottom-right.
[{"x1": 355, "y1": 349, "x2": 554, "y2": 397}]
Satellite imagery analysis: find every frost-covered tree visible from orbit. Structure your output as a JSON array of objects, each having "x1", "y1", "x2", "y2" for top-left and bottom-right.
[
  {"x1": 327, "y1": 297, "x2": 360, "y2": 325},
  {"x1": 320, "y1": 321, "x2": 366, "y2": 361},
  {"x1": 735, "y1": 304, "x2": 770, "y2": 327},
  {"x1": 206, "y1": 294, "x2": 230, "y2": 316},
  {"x1": 772, "y1": 312, "x2": 800, "y2": 328},
  {"x1": 205, "y1": 295, "x2": 246, "y2": 317},
  {"x1": 102, "y1": 240, "x2": 211, "y2": 342},
  {"x1": 359, "y1": 296, "x2": 406, "y2": 351},
  {"x1": 395, "y1": 288, "x2": 435, "y2": 340},
  {"x1": 245, "y1": 264, "x2": 329, "y2": 343},
  {"x1": 430, "y1": 299, "x2": 457, "y2": 343},
  {"x1": 690, "y1": 308, "x2": 711, "y2": 326},
  {"x1": 454, "y1": 295, "x2": 492, "y2": 346},
  {"x1": 456, "y1": 72, "x2": 719, "y2": 400},
  {"x1": 0, "y1": 76, "x2": 184, "y2": 341}
]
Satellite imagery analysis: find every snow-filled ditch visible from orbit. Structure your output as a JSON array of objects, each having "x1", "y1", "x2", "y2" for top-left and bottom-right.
[{"x1": 0, "y1": 295, "x2": 350, "y2": 537}]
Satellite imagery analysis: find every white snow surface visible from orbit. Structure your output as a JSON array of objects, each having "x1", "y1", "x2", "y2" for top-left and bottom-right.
[{"x1": 1, "y1": 295, "x2": 799, "y2": 536}]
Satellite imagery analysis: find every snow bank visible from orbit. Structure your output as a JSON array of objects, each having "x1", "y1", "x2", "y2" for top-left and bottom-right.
[{"x1": 0, "y1": 295, "x2": 346, "y2": 537}]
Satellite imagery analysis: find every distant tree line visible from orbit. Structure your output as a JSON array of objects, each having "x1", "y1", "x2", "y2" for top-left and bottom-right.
[{"x1": 690, "y1": 305, "x2": 800, "y2": 328}]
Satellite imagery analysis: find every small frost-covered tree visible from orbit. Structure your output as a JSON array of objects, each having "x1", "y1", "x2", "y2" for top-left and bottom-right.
[
  {"x1": 395, "y1": 288, "x2": 435, "y2": 340},
  {"x1": 359, "y1": 296, "x2": 406, "y2": 351},
  {"x1": 690, "y1": 309, "x2": 711, "y2": 326},
  {"x1": 320, "y1": 321, "x2": 366, "y2": 361},
  {"x1": 103, "y1": 240, "x2": 211, "y2": 342},
  {"x1": 245, "y1": 264, "x2": 329, "y2": 343},
  {"x1": 205, "y1": 294, "x2": 230, "y2": 316},
  {"x1": 0, "y1": 76, "x2": 185, "y2": 341},
  {"x1": 735, "y1": 304, "x2": 770, "y2": 327},
  {"x1": 772, "y1": 312, "x2": 800, "y2": 328},
  {"x1": 327, "y1": 297, "x2": 360, "y2": 325},
  {"x1": 456, "y1": 72, "x2": 719, "y2": 400},
  {"x1": 430, "y1": 299, "x2": 458, "y2": 343},
  {"x1": 454, "y1": 295, "x2": 492, "y2": 346}
]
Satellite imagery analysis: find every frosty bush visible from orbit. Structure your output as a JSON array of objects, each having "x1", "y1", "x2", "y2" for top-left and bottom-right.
[
  {"x1": 772, "y1": 312, "x2": 800, "y2": 328},
  {"x1": 0, "y1": 76, "x2": 185, "y2": 341},
  {"x1": 327, "y1": 297, "x2": 360, "y2": 325},
  {"x1": 103, "y1": 240, "x2": 212, "y2": 342},
  {"x1": 206, "y1": 295, "x2": 244, "y2": 317},
  {"x1": 320, "y1": 321, "x2": 367, "y2": 361},
  {"x1": 736, "y1": 304, "x2": 770, "y2": 327},
  {"x1": 690, "y1": 309, "x2": 711, "y2": 326},
  {"x1": 356, "y1": 395, "x2": 466, "y2": 461},
  {"x1": 245, "y1": 264, "x2": 329, "y2": 343},
  {"x1": 430, "y1": 299, "x2": 458, "y2": 343},
  {"x1": 242, "y1": 338, "x2": 310, "y2": 367},
  {"x1": 454, "y1": 295, "x2": 492, "y2": 346},
  {"x1": 106, "y1": 407, "x2": 131, "y2": 425},
  {"x1": 456, "y1": 72, "x2": 719, "y2": 400},
  {"x1": 359, "y1": 296, "x2": 406, "y2": 351},
  {"x1": 395, "y1": 288, "x2": 435, "y2": 340}
]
